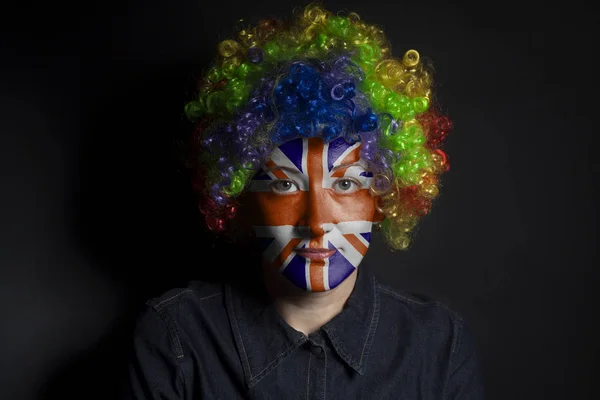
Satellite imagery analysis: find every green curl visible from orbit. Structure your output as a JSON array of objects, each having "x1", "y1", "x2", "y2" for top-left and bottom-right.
[{"x1": 222, "y1": 165, "x2": 256, "y2": 196}]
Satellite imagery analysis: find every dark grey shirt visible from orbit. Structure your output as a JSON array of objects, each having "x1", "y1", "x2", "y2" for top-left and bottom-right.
[{"x1": 123, "y1": 264, "x2": 484, "y2": 399}]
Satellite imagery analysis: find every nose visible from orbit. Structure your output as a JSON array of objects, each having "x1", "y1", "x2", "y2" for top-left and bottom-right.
[{"x1": 303, "y1": 188, "x2": 333, "y2": 238}]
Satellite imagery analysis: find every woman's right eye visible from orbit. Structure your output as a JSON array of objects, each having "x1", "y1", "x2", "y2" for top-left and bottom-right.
[{"x1": 270, "y1": 180, "x2": 299, "y2": 194}]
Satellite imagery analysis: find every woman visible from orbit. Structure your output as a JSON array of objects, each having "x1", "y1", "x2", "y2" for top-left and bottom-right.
[{"x1": 123, "y1": 4, "x2": 484, "y2": 399}]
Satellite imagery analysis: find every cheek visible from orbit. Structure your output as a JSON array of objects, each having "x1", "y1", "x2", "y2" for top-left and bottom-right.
[
  {"x1": 243, "y1": 193, "x2": 303, "y2": 226},
  {"x1": 336, "y1": 190, "x2": 380, "y2": 222}
]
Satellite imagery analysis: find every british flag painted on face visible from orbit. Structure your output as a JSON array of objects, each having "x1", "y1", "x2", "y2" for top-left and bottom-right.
[{"x1": 247, "y1": 136, "x2": 378, "y2": 292}]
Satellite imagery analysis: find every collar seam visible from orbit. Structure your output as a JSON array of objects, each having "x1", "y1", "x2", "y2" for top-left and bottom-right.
[{"x1": 325, "y1": 329, "x2": 356, "y2": 369}]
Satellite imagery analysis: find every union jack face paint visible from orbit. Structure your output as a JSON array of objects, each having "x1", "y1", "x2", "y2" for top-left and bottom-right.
[{"x1": 245, "y1": 136, "x2": 382, "y2": 292}]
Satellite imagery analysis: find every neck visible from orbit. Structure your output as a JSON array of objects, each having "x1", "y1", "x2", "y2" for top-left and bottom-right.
[{"x1": 263, "y1": 268, "x2": 358, "y2": 336}]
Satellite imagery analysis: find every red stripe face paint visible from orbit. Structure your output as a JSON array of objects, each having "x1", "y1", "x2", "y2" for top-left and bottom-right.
[{"x1": 245, "y1": 137, "x2": 382, "y2": 292}]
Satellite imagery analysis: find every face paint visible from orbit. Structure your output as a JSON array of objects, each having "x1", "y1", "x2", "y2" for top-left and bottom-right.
[{"x1": 245, "y1": 136, "x2": 382, "y2": 292}]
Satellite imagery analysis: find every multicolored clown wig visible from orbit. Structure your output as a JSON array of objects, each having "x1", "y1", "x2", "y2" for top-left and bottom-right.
[{"x1": 183, "y1": 3, "x2": 452, "y2": 251}]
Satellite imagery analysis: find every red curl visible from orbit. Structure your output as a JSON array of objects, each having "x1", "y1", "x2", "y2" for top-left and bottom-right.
[
  {"x1": 399, "y1": 185, "x2": 419, "y2": 199},
  {"x1": 224, "y1": 203, "x2": 237, "y2": 219},
  {"x1": 200, "y1": 198, "x2": 218, "y2": 216},
  {"x1": 417, "y1": 109, "x2": 453, "y2": 149},
  {"x1": 412, "y1": 197, "x2": 432, "y2": 216},
  {"x1": 206, "y1": 215, "x2": 225, "y2": 232},
  {"x1": 399, "y1": 185, "x2": 432, "y2": 216}
]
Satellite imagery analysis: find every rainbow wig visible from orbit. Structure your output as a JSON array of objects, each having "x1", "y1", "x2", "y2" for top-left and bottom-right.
[{"x1": 183, "y1": 3, "x2": 453, "y2": 250}]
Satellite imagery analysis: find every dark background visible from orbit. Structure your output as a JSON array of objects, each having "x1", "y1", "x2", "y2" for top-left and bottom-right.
[{"x1": 1, "y1": 0, "x2": 598, "y2": 399}]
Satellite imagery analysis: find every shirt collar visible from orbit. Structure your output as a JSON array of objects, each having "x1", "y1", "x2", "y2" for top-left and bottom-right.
[
  {"x1": 225, "y1": 263, "x2": 380, "y2": 388},
  {"x1": 321, "y1": 263, "x2": 380, "y2": 376}
]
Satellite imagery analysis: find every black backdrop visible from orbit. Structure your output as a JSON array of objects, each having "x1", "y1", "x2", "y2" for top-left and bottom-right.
[{"x1": 1, "y1": 0, "x2": 598, "y2": 399}]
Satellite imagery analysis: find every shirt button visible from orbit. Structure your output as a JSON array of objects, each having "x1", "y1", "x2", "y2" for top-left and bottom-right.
[{"x1": 310, "y1": 345, "x2": 323, "y2": 356}]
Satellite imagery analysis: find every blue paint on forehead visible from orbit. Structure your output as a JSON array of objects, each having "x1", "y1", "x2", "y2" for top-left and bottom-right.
[
  {"x1": 327, "y1": 136, "x2": 353, "y2": 172},
  {"x1": 277, "y1": 138, "x2": 304, "y2": 173}
]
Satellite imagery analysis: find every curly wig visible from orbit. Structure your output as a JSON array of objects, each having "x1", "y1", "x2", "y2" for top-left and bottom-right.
[{"x1": 183, "y1": 3, "x2": 453, "y2": 250}]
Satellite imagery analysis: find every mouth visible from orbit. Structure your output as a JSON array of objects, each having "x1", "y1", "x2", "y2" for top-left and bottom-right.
[{"x1": 295, "y1": 248, "x2": 337, "y2": 260}]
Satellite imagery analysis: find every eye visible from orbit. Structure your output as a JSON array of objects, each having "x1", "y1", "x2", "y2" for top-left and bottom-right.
[
  {"x1": 270, "y1": 179, "x2": 299, "y2": 195},
  {"x1": 333, "y1": 178, "x2": 361, "y2": 194}
]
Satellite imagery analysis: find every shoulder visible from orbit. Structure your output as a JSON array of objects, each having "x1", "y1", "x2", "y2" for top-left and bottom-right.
[
  {"x1": 135, "y1": 280, "x2": 227, "y2": 336},
  {"x1": 144, "y1": 280, "x2": 225, "y2": 312},
  {"x1": 375, "y1": 280, "x2": 465, "y2": 337},
  {"x1": 372, "y1": 282, "x2": 484, "y2": 396},
  {"x1": 131, "y1": 281, "x2": 229, "y2": 358}
]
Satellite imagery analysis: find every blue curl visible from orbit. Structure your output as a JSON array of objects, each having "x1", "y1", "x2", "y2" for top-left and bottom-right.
[
  {"x1": 267, "y1": 61, "x2": 378, "y2": 145},
  {"x1": 353, "y1": 109, "x2": 378, "y2": 132}
]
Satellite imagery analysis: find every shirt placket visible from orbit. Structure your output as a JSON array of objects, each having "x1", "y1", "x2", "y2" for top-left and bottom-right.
[{"x1": 305, "y1": 333, "x2": 328, "y2": 400}]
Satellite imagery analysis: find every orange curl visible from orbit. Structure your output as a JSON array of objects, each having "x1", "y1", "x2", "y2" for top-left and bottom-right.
[{"x1": 430, "y1": 149, "x2": 450, "y2": 173}]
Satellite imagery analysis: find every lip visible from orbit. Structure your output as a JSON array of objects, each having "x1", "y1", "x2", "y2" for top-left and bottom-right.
[{"x1": 295, "y1": 248, "x2": 336, "y2": 260}]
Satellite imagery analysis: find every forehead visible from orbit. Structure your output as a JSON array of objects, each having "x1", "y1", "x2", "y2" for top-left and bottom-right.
[{"x1": 266, "y1": 137, "x2": 364, "y2": 170}]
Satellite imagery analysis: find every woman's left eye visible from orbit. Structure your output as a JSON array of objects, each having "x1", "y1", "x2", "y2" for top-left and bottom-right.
[{"x1": 333, "y1": 178, "x2": 361, "y2": 193}]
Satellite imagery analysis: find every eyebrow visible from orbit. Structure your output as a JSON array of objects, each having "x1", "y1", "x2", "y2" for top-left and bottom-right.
[{"x1": 331, "y1": 162, "x2": 366, "y2": 171}]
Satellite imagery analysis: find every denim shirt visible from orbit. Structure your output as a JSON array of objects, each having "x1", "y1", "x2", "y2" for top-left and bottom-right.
[{"x1": 122, "y1": 264, "x2": 484, "y2": 399}]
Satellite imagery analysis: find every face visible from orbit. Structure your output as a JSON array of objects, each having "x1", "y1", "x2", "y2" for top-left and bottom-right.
[{"x1": 243, "y1": 136, "x2": 383, "y2": 292}]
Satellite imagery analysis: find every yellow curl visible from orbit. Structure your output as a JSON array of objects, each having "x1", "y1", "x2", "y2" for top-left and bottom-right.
[
  {"x1": 301, "y1": 3, "x2": 331, "y2": 26},
  {"x1": 376, "y1": 189, "x2": 399, "y2": 218},
  {"x1": 402, "y1": 49, "x2": 420, "y2": 68},
  {"x1": 218, "y1": 40, "x2": 241, "y2": 58},
  {"x1": 375, "y1": 59, "x2": 406, "y2": 85}
]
